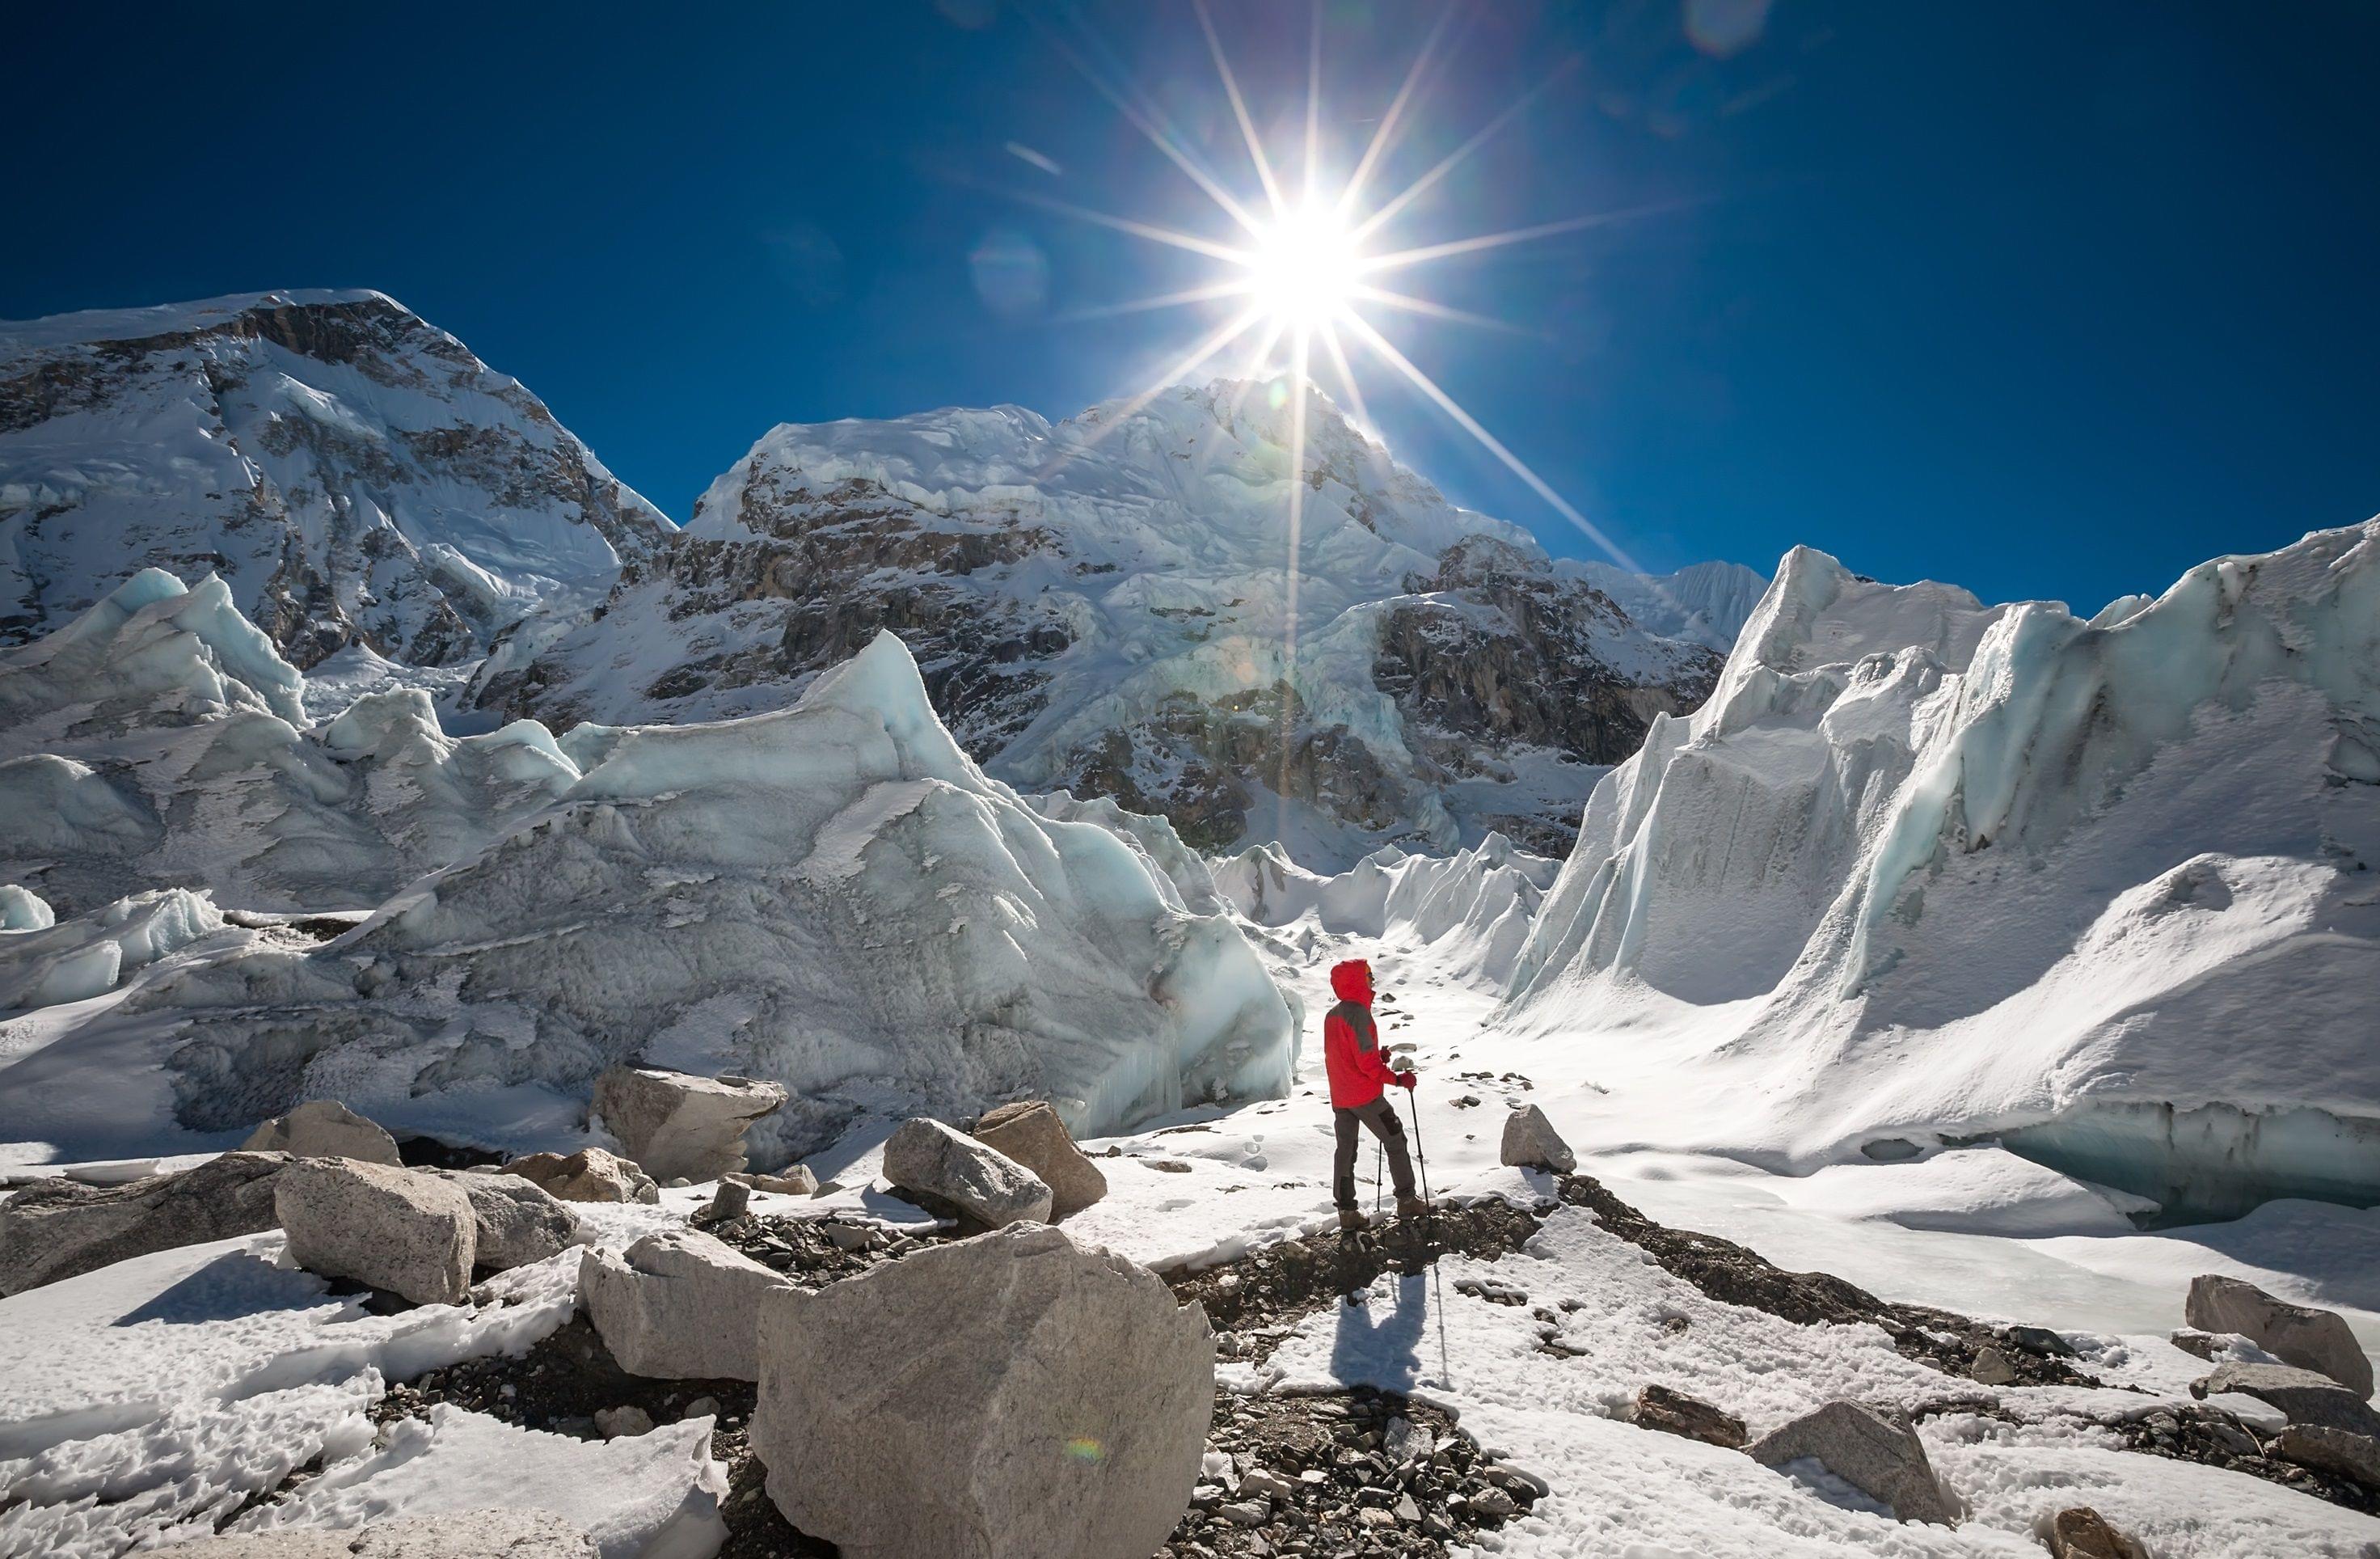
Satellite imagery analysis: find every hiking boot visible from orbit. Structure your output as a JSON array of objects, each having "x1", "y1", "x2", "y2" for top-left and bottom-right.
[
  {"x1": 1396, "y1": 1195, "x2": 1432, "y2": 1221},
  {"x1": 1337, "y1": 1206, "x2": 1369, "y2": 1232}
]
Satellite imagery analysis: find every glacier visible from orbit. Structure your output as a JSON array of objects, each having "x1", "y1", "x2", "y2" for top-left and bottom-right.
[
  {"x1": 1504, "y1": 521, "x2": 2380, "y2": 1223},
  {"x1": 0, "y1": 577, "x2": 1297, "y2": 1166}
]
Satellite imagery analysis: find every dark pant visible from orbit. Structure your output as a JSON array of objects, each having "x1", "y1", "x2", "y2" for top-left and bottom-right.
[{"x1": 1333, "y1": 1096, "x2": 1416, "y2": 1209}]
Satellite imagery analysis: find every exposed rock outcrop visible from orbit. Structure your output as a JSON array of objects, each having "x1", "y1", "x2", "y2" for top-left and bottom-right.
[{"x1": 2188, "y1": 1273, "x2": 2374, "y2": 1396}]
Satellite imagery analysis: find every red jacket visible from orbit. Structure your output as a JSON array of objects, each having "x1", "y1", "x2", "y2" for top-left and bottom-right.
[{"x1": 1322, "y1": 959, "x2": 1395, "y2": 1109}]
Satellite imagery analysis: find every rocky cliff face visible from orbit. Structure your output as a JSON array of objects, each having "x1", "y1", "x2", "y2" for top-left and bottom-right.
[
  {"x1": 0, "y1": 289, "x2": 671, "y2": 667},
  {"x1": 471, "y1": 380, "x2": 1736, "y2": 864}
]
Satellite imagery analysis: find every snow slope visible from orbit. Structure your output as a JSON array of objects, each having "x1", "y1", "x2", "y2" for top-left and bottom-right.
[
  {"x1": 0, "y1": 289, "x2": 671, "y2": 666},
  {"x1": 1560, "y1": 556, "x2": 1771, "y2": 650},
  {"x1": 469, "y1": 380, "x2": 1726, "y2": 864},
  {"x1": 0, "y1": 601, "x2": 1297, "y2": 1165},
  {"x1": 1505, "y1": 523, "x2": 2380, "y2": 1222}
]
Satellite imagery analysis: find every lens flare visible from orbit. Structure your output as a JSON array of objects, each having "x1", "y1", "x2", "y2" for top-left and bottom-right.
[
  {"x1": 1243, "y1": 204, "x2": 1362, "y2": 333},
  {"x1": 1065, "y1": 1436, "x2": 1105, "y2": 1463}
]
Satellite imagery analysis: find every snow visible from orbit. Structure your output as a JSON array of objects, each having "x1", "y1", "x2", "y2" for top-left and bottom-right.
[
  {"x1": 0, "y1": 289, "x2": 671, "y2": 670},
  {"x1": 0, "y1": 619, "x2": 1297, "y2": 1166},
  {"x1": 1505, "y1": 522, "x2": 2380, "y2": 1219},
  {"x1": 1559, "y1": 557, "x2": 1772, "y2": 651},
  {"x1": 0, "y1": 1235, "x2": 628, "y2": 1559},
  {"x1": 480, "y1": 378, "x2": 1726, "y2": 867}
]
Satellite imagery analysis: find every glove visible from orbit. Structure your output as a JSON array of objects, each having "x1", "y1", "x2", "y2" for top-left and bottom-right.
[{"x1": 1394, "y1": 1071, "x2": 1417, "y2": 1090}]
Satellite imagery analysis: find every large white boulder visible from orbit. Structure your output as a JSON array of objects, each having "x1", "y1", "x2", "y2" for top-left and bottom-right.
[
  {"x1": 882, "y1": 1117, "x2": 1052, "y2": 1227},
  {"x1": 752, "y1": 1223, "x2": 1213, "y2": 1559},
  {"x1": 241, "y1": 1099, "x2": 403, "y2": 1166},
  {"x1": 580, "y1": 1227, "x2": 790, "y2": 1380},
  {"x1": 0, "y1": 1151, "x2": 287, "y2": 1295},
  {"x1": 973, "y1": 1101, "x2": 1108, "y2": 1220},
  {"x1": 275, "y1": 1158, "x2": 476, "y2": 1306},
  {"x1": 1748, "y1": 1400, "x2": 1961, "y2": 1525},
  {"x1": 2188, "y1": 1274, "x2": 2373, "y2": 1397},
  {"x1": 437, "y1": 1170, "x2": 585, "y2": 1271},
  {"x1": 593, "y1": 1067, "x2": 787, "y2": 1183},
  {"x1": 500, "y1": 1147, "x2": 660, "y2": 1205},
  {"x1": 1499, "y1": 1103, "x2": 1576, "y2": 1174}
]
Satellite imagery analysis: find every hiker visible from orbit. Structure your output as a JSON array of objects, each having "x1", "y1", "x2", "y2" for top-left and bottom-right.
[{"x1": 1323, "y1": 957, "x2": 1426, "y2": 1231}]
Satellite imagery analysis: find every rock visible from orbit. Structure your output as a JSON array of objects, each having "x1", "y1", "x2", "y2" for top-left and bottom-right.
[
  {"x1": 2007, "y1": 1325, "x2": 2078, "y2": 1358},
  {"x1": 501, "y1": 1146, "x2": 660, "y2": 1205},
  {"x1": 1498, "y1": 1104, "x2": 1576, "y2": 1174},
  {"x1": 2168, "y1": 1328, "x2": 2226, "y2": 1361},
  {"x1": 733, "y1": 1166, "x2": 819, "y2": 1196},
  {"x1": 238, "y1": 1099, "x2": 403, "y2": 1166},
  {"x1": 1627, "y1": 1384, "x2": 1747, "y2": 1448},
  {"x1": 2187, "y1": 1273, "x2": 2374, "y2": 1396},
  {"x1": 2045, "y1": 1506, "x2": 2150, "y2": 1559},
  {"x1": 880, "y1": 1117, "x2": 1053, "y2": 1228},
  {"x1": 593, "y1": 1067, "x2": 787, "y2": 1183},
  {"x1": 155, "y1": 1508, "x2": 597, "y2": 1557},
  {"x1": 580, "y1": 1227, "x2": 790, "y2": 1379},
  {"x1": 704, "y1": 1179, "x2": 751, "y2": 1221},
  {"x1": 971, "y1": 1101, "x2": 1108, "y2": 1220},
  {"x1": 0, "y1": 1151, "x2": 287, "y2": 1295},
  {"x1": 1467, "y1": 1486, "x2": 1517, "y2": 1519},
  {"x1": 2271, "y1": 1424, "x2": 2380, "y2": 1489},
  {"x1": 433, "y1": 1169, "x2": 584, "y2": 1271},
  {"x1": 753, "y1": 1222, "x2": 1212, "y2": 1559},
  {"x1": 594, "y1": 1405, "x2": 656, "y2": 1439},
  {"x1": 1748, "y1": 1401, "x2": 1960, "y2": 1525},
  {"x1": 275, "y1": 1158, "x2": 476, "y2": 1306},
  {"x1": 2192, "y1": 1362, "x2": 2380, "y2": 1435},
  {"x1": 1971, "y1": 1346, "x2": 2019, "y2": 1386},
  {"x1": 1218, "y1": 1500, "x2": 1269, "y2": 1526}
]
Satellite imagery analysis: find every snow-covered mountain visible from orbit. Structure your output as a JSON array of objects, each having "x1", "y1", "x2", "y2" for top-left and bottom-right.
[
  {"x1": 0, "y1": 289, "x2": 671, "y2": 668},
  {"x1": 1504, "y1": 521, "x2": 2380, "y2": 1223},
  {"x1": 0, "y1": 571, "x2": 1293, "y2": 1162},
  {"x1": 468, "y1": 382, "x2": 1733, "y2": 865},
  {"x1": 1559, "y1": 557, "x2": 1770, "y2": 650}
]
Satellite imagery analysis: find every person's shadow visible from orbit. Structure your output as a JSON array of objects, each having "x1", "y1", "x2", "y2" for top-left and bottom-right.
[{"x1": 1329, "y1": 1270, "x2": 1428, "y2": 1391}]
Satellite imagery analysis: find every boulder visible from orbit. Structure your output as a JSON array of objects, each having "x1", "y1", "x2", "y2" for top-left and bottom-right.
[
  {"x1": 703, "y1": 1178, "x2": 751, "y2": 1222},
  {"x1": 732, "y1": 1166, "x2": 819, "y2": 1196},
  {"x1": 501, "y1": 1147, "x2": 660, "y2": 1205},
  {"x1": 239, "y1": 1099, "x2": 403, "y2": 1166},
  {"x1": 972, "y1": 1101, "x2": 1108, "y2": 1220},
  {"x1": 2271, "y1": 1424, "x2": 2380, "y2": 1489},
  {"x1": 2187, "y1": 1274, "x2": 2373, "y2": 1396},
  {"x1": 881, "y1": 1117, "x2": 1052, "y2": 1227},
  {"x1": 1748, "y1": 1401, "x2": 1960, "y2": 1525},
  {"x1": 0, "y1": 1151, "x2": 287, "y2": 1295},
  {"x1": 275, "y1": 1158, "x2": 475, "y2": 1306},
  {"x1": 753, "y1": 1223, "x2": 1213, "y2": 1559},
  {"x1": 592, "y1": 1067, "x2": 787, "y2": 1183},
  {"x1": 161, "y1": 1509, "x2": 597, "y2": 1557},
  {"x1": 1499, "y1": 1104, "x2": 1576, "y2": 1174},
  {"x1": 2046, "y1": 1506, "x2": 2150, "y2": 1559},
  {"x1": 580, "y1": 1227, "x2": 789, "y2": 1379},
  {"x1": 1627, "y1": 1384, "x2": 1747, "y2": 1448},
  {"x1": 435, "y1": 1170, "x2": 584, "y2": 1271},
  {"x1": 2192, "y1": 1362, "x2": 2380, "y2": 1436},
  {"x1": 1971, "y1": 1346, "x2": 2019, "y2": 1386}
]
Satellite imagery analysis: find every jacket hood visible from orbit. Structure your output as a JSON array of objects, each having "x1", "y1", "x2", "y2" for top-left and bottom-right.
[{"x1": 1330, "y1": 959, "x2": 1373, "y2": 1005}]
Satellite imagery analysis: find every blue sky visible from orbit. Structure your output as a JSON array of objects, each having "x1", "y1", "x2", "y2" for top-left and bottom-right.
[{"x1": 9, "y1": 1, "x2": 2374, "y2": 614}]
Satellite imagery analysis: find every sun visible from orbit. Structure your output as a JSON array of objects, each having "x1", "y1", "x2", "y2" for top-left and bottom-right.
[{"x1": 1242, "y1": 203, "x2": 1363, "y2": 333}]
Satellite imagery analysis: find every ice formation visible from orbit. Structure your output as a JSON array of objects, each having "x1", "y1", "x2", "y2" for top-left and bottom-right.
[
  {"x1": 0, "y1": 611, "x2": 1296, "y2": 1164},
  {"x1": 1217, "y1": 834, "x2": 1559, "y2": 987},
  {"x1": 1507, "y1": 522, "x2": 2380, "y2": 1220}
]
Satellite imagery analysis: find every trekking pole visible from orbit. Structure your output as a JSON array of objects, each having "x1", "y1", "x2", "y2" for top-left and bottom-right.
[
  {"x1": 1403, "y1": 1082, "x2": 1453, "y2": 1385},
  {"x1": 1372, "y1": 1138, "x2": 1383, "y2": 1220}
]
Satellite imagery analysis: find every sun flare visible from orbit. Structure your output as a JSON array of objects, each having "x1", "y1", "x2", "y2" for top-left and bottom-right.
[{"x1": 1242, "y1": 204, "x2": 1363, "y2": 333}]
